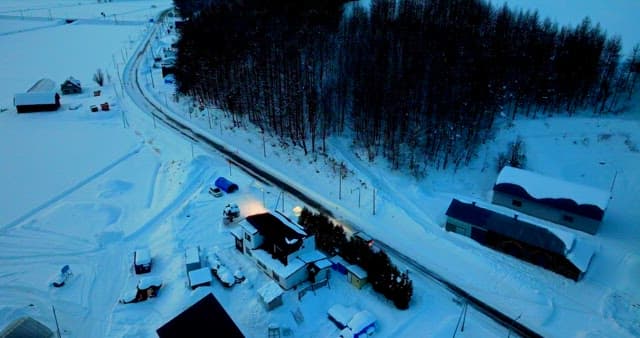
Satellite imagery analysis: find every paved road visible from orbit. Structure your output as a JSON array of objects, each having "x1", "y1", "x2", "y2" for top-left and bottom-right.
[{"x1": 123, "y1": 10, "x2": 542, "y2": 338}]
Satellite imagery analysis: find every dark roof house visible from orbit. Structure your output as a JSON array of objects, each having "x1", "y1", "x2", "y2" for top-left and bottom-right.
[
  {"x1": 156, "y1": 293, "x2": 244, "y2": 338},
  {"x1": 245, "y1": 212, "x2": 307, "y2": 265},
  {"x1": 445, "y1": 198, "x2": 595, "y2": 281},
  {"x1": 60, "y1": 76, "x2": 82, "y2": 94}
]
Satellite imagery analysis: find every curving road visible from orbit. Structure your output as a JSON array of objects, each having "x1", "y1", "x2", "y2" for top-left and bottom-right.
[{"x1": 123, "y1": 9, "x2": 542, "y2": 338}]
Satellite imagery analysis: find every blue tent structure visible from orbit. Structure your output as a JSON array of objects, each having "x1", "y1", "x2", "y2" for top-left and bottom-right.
[{"x1": 215, "y1": 177, "x2": 238, "y2": 193}]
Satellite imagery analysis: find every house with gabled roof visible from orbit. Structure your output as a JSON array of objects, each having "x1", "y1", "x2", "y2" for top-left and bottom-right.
[
  {"x1": 492, "y1": 166, "x2": 610, "y2": 234},
  {"x1": 231, "y1": 211, "x2": 331, "y2": 290},
  {"x1": 445, "y1": 198, "x2": 595, "y2": 281},
  {"x1": 60, "y1": 76, "x2": 82, "y2": 94},
  {"x1": 14, "y1": 78, "x2": 60, "y2": 113}
]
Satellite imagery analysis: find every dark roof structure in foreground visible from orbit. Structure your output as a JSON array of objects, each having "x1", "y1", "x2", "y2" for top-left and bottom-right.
[
  {"x1": 156, "y1": 293, "x2": 244, "y2": 338},
  {"x1": 0, "y1": 316, "x2": 53, "y2": 338}
]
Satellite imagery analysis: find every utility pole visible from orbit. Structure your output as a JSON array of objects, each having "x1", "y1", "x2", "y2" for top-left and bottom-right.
[
  {"x1": 372, "y1": 188, "x2": 376, "y2": 215},
  {"x1": 51, "y1": 305, "x2": 62, "y2": 338},
  {"x1": 338, "y1": 162, "x2": 343, "y2": 200}
]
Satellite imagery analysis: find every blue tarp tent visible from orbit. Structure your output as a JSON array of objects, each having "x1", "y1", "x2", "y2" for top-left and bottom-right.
[{"x1": 215, "y1": 177, "x2": 238, "y2": 193}]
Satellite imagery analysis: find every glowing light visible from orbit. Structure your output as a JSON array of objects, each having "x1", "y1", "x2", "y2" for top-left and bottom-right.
[{"x1": 292, "y1": 206, "x2": 303, "y2": 217}]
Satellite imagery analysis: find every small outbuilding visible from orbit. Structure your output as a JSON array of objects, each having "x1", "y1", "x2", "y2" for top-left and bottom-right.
[
  {"x1": 14, "y1": 78, "x2": 60, "y2": 113},
  {"x1": 156, "y1": 293, "x2": 244, "y2": 338},
  {"x1": 346, "y1": 264, "x2": 368, "y2": 289},
  {"x1": 188, "y1": 267, "x2": 212, "y2": 290},
  {"x1": 60, "y1": 76, "x2": 82, "y2": 94},
  {"x1": 185, "y1": 246, "x2": 201, "y2": 272},
  {"x1": 215, "y1": 177, "x2": 238, "y2": 193},
  {"x1": 257, "y1": 281, "x2": 284, "y2": 311},
  {"x1": 134, "y1": 248, "x2": 152, "y2": 274}
]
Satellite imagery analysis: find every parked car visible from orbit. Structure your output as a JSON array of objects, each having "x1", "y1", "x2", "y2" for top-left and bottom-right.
[
  {"x1": 134, "y1": 248, "x2": 152, "y2": 274},
  {"x1": 209, "y1": 187, "x2": 223, "y2": 197}
]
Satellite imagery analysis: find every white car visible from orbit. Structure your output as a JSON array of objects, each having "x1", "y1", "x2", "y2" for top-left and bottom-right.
[{"x1": 209, "y1": 187, "x2": 223, "y2": 197}]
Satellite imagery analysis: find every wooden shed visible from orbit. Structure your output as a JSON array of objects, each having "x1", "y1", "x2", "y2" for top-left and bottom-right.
[
  {"x1": 14, "y1": 78, "x2": 60, "y2": 113},
  {"x1": 257, "y1": 281, "x2": 284, "y2": 311},
  {"x1": 345, "y1": 264, "x2": 368, "y2": 289}
]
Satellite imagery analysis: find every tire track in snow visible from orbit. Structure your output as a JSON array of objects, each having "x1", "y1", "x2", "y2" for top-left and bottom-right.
[{"x1": 1, "y1": 143, "x2": 144, "y2": 232}]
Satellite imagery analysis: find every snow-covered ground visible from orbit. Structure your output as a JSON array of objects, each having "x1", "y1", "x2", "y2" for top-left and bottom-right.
[{"x1": 1, "y1": 1, "x2": 639, "y2": 338}]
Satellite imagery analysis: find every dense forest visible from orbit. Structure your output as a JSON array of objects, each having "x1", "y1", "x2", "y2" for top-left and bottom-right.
[{"x1": 172, "y1": 0, "x2": 639, "y2": 175}]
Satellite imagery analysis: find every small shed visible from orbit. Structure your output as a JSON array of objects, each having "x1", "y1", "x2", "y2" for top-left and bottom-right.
[
  {"x1": 346, "y1": 264, "x2": 368, "y2": 289},
  {"x1": 0, "y1": 317, "x2": 53, "y2": 338},
  {"x1": 14, "y1": 78, "x2": 60, "y2": 113},
  {"x1": 257, "y1": 281, "x2": 284, "y2": 311},
  {"x1": 185, "y1": 246, "x2": 201, "y2": 272},
  {"x1": 60, "y1": 76, "x2": 82, "y2": 94},
  {"x1": 215, "y1": 177, "x2": 238, "y2": 193},
  {"x1": 188, "y1": 267, "x2": 212, "y2": 290},
  {"x1": 134, "y1": 248, "x2": 152, "y2": 274}
]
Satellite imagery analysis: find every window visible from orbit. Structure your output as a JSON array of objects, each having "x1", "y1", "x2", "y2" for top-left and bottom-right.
[
  {"x1": 512, "y1": 200, "x2": 522, "y2": 207},
  {"x1": 245, "y1": 233, "x2": 251, "y2": 242},
  {"x1": 563, "y1": 215, "x2": 574, "y2": 223},
  {"x1": 272, "y1": 272, "x2": 280, "y2": 282}
]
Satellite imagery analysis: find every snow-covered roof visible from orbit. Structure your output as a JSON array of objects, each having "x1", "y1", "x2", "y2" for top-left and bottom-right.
[
  {"x1": 251, "y1": 249, "x2": 306, "y2": 278},
  {"x1": 448, "y1": 198, "x2": 576, "y2": 254},
  {"x1": 347, "y1": 310, "x2": 376, "y2": 335},
  {"x1": 138, "y1": 276, "x2": 162, "y2": 289},
  {"x1": 0, "y1": 317, "x2": 53, "y2": 338},
  {"x1": 14, "y1": 92, "x2": 58, "y2": 106},
  {"x1": 240, "y1": 221, "x2": 258, "y2": 235},
  {"x1": 27, "y1": 78, "x2": 56, "y2": 92},
  {"x1": 328, "y1": 304, "x2": 358, "y2": 327},
  {"x1": 270, "y1": 211, "x2": 308, "y2": 236},
  {"x1": 298, "y1": 250, "x2": 327, "y2": 264},
  {"x1": 188, "y1": 267, "x2": 211, "y2": 286},
  {"x1": 258, "y1": 281, "x2": 283, "y2": 303},
  {"x1": 495, "y1": 166, "x2": 610, "y2": 211},
  {"x1": 313, "y1": 258, "x2": 333, "y2": 270},
  {"x1": 566, "y1": 240, "x2": 596, "y2": 273},
  {"x1": 135, "y1": 248, "x2": 151, "y2": 265},
  {"x1": 185, "y1": 247, "x2": 200, "y2": 265},
  {"x1": 346, "y1": 264, "x2": 368, "y2": 279},
  {"x1": 63, "y1": 76, "x2": 81, "y2": 87}
]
